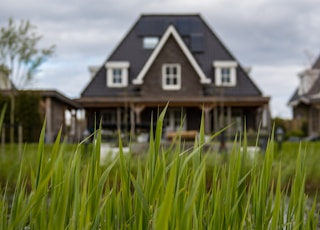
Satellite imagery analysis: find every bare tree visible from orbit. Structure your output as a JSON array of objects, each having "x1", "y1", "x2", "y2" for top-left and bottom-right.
[
  {"x1": 303, "y1": 49, "x2": 316, "y2": 68},
  {"x1": 0, "y1": 18, "x2": 55, "y2": 143}
]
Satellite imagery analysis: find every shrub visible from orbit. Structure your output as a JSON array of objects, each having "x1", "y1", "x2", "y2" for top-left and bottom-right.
[{"x1": 0, "y1": 91, "x2": 42, "y2": 142}]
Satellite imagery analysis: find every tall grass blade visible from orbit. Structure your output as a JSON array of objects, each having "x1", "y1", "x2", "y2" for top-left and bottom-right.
[
  {"x1": 0, "y1": 106, "x2": 318, "y2": 229},
  {"x1": 0, "y1": 104, "x2": 7, "y2": 133}
]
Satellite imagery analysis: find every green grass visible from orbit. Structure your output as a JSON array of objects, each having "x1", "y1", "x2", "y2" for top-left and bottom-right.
[
  {"x1": 0, "y1": 143, "x2": 83, "y2": 193},
  {"x1": 0, "y1": 106, "x2": 318, "y2": 229}
]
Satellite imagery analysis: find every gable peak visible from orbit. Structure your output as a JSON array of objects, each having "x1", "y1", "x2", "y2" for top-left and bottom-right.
[{"x1": 133, "y1": 24, "x2": 211, "y2": 85}]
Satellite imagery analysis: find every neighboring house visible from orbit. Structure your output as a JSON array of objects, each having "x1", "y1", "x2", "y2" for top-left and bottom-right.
[
  {"x1": 37, "y1": 90, "x2": 82, "y2": 143},
  {"x1": 288, "y1": 56, "x2": 320, "y2": 136},
  {"x1": 0, "y1": 89, "x2": 82, "y2": 143},
  {"x1": 77, "y1": 14, "x2": 270, "y2": 139}
]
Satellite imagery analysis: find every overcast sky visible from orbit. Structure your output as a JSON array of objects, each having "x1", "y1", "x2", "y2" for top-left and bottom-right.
[{"x1": 1, "y1": 0, "x2": 320, "y2": 118}]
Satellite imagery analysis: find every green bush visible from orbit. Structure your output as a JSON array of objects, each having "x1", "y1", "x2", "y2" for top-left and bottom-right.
[
  {"x1": 0, "y1": 91, "x2": 42, "y2": 142},
  {"x1": 286, "y1": 129, "x2": 305, "y2": 139},
  {"x1": 15, "y1": 91, "x2": 42, "y2": 142}
]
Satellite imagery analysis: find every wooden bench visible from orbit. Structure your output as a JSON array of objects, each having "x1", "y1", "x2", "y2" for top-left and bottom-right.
[{"x1": 166, "y1": 130, "x2": 198, "y2": 141}]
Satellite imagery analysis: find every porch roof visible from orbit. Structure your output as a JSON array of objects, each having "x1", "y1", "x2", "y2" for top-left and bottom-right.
[{"x1": 76, "y1": 96, "x2": 270, "y2": 108}]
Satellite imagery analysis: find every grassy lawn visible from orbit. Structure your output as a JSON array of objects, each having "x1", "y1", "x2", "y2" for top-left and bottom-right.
[
  {"x1": 1, "y1": 140, "x2": 320, "y2": 194},
  {"x1": 0, "y1": 110, "x2": 319, "y2": 228},
  {"x1": 0, "y1": 143, "x2": 82, "y2": 193},
  {"x1": 276, "y1": 141, "x2": 320, "y2": 191}
]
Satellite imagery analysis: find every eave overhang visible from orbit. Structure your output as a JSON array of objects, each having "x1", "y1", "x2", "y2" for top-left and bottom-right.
[{"x1": 76, "y1": 96, "x2": 269, "y2": 108}]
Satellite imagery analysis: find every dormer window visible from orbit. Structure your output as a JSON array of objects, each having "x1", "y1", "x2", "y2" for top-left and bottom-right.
[
  {"x1": 162, "y1": 64, "x2": 181, "y2": 90},
  {"x1": 143, "y1": 37, "x2": 159, "y2": 49},
  {"x1": 105, "y1": 61, "x2": 130, "y2": 87},
  {"x1": 213, "y1": 61, "x2": 237, "y2": 87}
]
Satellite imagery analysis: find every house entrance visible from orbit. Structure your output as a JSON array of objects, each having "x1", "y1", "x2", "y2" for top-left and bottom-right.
[{"x1": 164, "y1": 108, "x2": 186, "y2": 132}]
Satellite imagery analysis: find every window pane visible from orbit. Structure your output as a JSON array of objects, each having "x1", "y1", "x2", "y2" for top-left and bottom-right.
[
  {"x1": 172, "y1": 66, "x2": 177, "y2": 75},
  {"x1": 166, "y1": 67, "x2": 170, "y2": 75},
  {"x1": 221, "y1": 68, "x2": 230, "y2": 76},
  {"x1": 173, "y1": 77, "x2": 177, "y2": 85},
  {"x1": 166, "y1": 77, "x2": 171, "y2": 85},
  {"x1": 221, "y1": 68, "x2": 230, "y2": 83},
  {"x1": 143, "y1": 37, "x2": 159, "y2": 49},
  {"x1": 113, "y1": 68, "x2": 122, "y2": 84}
]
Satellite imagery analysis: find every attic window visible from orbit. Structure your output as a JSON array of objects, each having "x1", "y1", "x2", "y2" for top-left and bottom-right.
[
  {"x1": 105, "y1": 61, "x2": 130, "y2": 88},
  {"x1": 213, "y1": 61, "x2": 237, "y2": 87},
  {"x1": 143, "y1": 37, "x2": 159, "y2": 49}
]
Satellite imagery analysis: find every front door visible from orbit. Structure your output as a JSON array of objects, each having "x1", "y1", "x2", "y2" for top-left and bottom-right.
[{"x1": 164, "y1": 108, "x2": 186, "y2": 132}]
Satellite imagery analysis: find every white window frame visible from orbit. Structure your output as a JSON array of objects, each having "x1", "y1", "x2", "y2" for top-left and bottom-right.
[
  {"x1": 162, "y1": 64, "x2": 181, "y2": 90},
  {"x1": 105, "y1": 61, "x2": 130, "y2": 88},
  {"x1": 213, "y1": 61, "x2": 237, "y2": 87}
]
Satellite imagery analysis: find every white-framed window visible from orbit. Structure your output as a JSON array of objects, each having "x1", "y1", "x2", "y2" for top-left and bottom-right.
[
  {"x1": 213, "y1": 61, "x2": 237, "y2": 87},
  {"x1": 105, "y1": 61, "x2": 130, "y2": 87},
  {"x1": 162, "y1": 64, "x2": 181, "y2": 90},
  {"x1": 143, "y1": 37, "x2": 159, "y2": 49}
]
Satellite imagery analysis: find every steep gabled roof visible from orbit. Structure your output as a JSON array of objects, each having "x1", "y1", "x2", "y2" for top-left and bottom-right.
[
  {"x1": 288, "y1": 56, "x2": 320, "y2": 106},
  {"x1": 133, "y1": 25, "x2": 211, "y2": 85},
  {"x1": 312, "y1": 55, "x2": 320, "y2": 69},
  {"x1": 81, "y1": 14, "x2": 263, "y2": 97}
]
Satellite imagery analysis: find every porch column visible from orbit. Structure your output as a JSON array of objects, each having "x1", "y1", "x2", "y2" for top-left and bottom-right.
[
  {"x1": 117, "y1": 107, "x2": 121, "y2": 132},
  {"x1": 213, "y1": 107, "x2": 218, "y2": 133},
  {"x1": 132, "y1": 105, "x2": 145, "y2": 129},
  {"x1": 71, "y1": 109, "x2": 77, "y2": 142},
  {"x1": 219, "y1": 104, "x2": 225, "y2": 131},
  {"x1": 203, "y1": 106, "x2": 213, "y2": 134},
  {"x1": 262, "y1": 104, "x2": 271, "y2": 132},
  {"x1": 45, "y1": 97, "x2": 52, "y2": 143},
  {"x1": 227, "y1": 106, "x2": 232, "y2": 139},
  {"x1": 130, "y1": 107, "x2": 135, "y2": 137}
]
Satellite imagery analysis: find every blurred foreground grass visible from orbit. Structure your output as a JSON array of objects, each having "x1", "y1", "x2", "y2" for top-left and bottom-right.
[
  {"x1": 0, "y1": 105, "x2": 318, "y2": 228},
  {"x1": 1, "y1": 141, "x2": 320, "y2": 193}
]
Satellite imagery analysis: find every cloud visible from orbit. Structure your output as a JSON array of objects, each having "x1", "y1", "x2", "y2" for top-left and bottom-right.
[{"x1": 251, "y1": 65, "x2": 302, "y2": 118}]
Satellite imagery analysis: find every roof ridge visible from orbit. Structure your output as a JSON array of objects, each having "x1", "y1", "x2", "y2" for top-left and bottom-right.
[{"x1": 141, "y1": 13, "x2": 200, "y2": 17}]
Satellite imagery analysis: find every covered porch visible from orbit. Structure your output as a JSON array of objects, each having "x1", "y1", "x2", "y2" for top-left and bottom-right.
[{"x1": 79, "y1": 96, "x2": 270, "y2": 141}]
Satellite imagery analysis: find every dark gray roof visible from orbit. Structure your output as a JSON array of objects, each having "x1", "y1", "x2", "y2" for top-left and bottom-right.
[
  {"x1": 288, "y1": 56, "x2": 320, "y2": 105},
  {"x1": 81, "y1": 14, "x2": 263, "y2": 97},
  {"x1": 288, "y1": 88, "x2": 299, "y2": 104},
  {"x1": 312, "y1": 55, "x2": 320, "y2": 69},
  {"x1": 26, "y1": 90, "x2": 81, "y2": 109}
]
